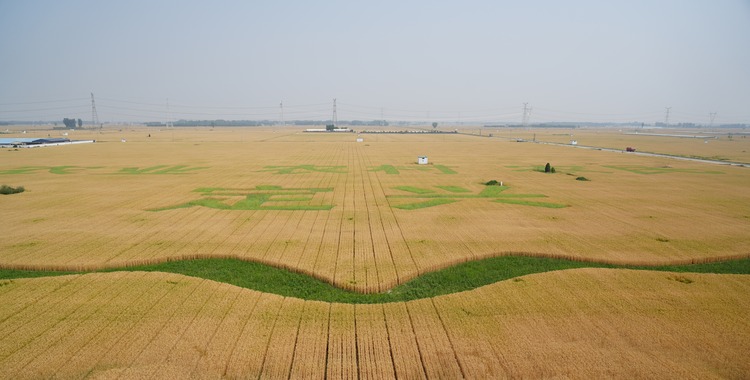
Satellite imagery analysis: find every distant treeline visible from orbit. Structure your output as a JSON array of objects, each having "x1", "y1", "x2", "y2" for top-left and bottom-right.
[
  {"x1": 484, "y1": 122, "x2": 750, "y2": 129},
  {"x1": 145, "y1": 119, "x2": 390, "y2": 127}
]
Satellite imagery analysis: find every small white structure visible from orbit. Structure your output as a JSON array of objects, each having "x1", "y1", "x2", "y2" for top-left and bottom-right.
[
  {"x1": 570, "y1": 140, "x2": 578, "y2": 145},
  {"x1": 418, "y1": 156, "x2": 428, "y2": 165},
  {"x1": 356, "y1": 137, "x2": 364, "y2": 142}
]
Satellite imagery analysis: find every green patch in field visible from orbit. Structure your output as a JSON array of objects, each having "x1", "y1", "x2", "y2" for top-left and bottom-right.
[
  {"x1": 478, "y1": 185, "x2": 509, "y2": 197},
  {"x1": 369, "y1": 165, "x2": 400, "y2": 174},
  {"x1": 603, "y1": 165, "x2": 723, "y2": 175},
  {"x1": 394, "y1": 186, "x2": 435, "y2": 194},
  {"x1": 268, "y1": 196, "x2": 313, "y2": 202},
  {"x1": 118, "y1": 165, "x2": 209, "y2": 175},
  {"x1": 389, "y1": 184, "x2": 563, "y2": 210},
  {"x1": 2, "y1": 255, "x2": 748, "y2": 304},
  {"x1": 0, "y1": 166, "x2": 48, "y2": 175},
  {"x1": 49, "y1": 166, "x2": 102, "y2": 174},
  {"x1": 150, "y1": 186, "x2": 334, "y2": 211},
  {"x1": 434, "y1": 164, "x2": 457, "y2": 174},
  {"x1": 393, "y1": 199, "x2": 458, "y2": 210},
  {"x1": 435, "y1": 186, "x2": 471, "y2": 193},
  {"x1": 494, "y1": 199, "x2": 568, "y2": 208},
  {"x1": 369, "y1": 164, "x2": 458, "y2": 175},
  {"x1": 260, "y1": 165, "x2": 346, "y2": 174}
]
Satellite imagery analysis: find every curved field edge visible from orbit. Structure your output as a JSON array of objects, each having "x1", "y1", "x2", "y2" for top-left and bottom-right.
[{"x1": 1, "y1": 255, "x2": 749, "y2": 304}]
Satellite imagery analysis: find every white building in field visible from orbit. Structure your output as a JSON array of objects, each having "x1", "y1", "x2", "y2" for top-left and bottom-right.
[{"x1": 418, "y1": 156, "x2": 428, "y2": 165}]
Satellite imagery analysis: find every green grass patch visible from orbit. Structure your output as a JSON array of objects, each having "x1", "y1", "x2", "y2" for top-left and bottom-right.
[
  {"x1": 49, "y1": 166, "x2": 79, "y2": 174},
  {"x1": 435, "y1": 186, "x2": 471, "y2": 193},
  {"x1": 394, "y1": 186, "x2": 435, "y2": 194},
  {"x1": 494, "y1": 194, "x2": 547, "y2": 199},
  {"x1": 2, "y1": 256, "x2": 748, "y2": 304},
  {"x1": 267, "y1": 196, "x2": 314, "y2": 202},
  {"x1": 261, "y1": 165, "x2": 347, "y2": 174},
  {"x1": 150, "y1": 193, "x2": 333, "y2": 211},
  {"x1": 0, "y1": 166, "x2": 47, "y2": 175},
  {"x1": 478, "y1": 185, "x2": 509, "y2": 197},
  {"x1": 393, "y1": 199, "x2": 458, "y2": 210},
  {"x1": 369, "y1": 165, "x2": 400, "y2": 174},
  {"x1": 118, "y1": 165, "x2": 208, "y2": 175},
  {"x1": 152, "y1": 186, "x2": 335, "y2": 211},
  {"x1": 256, "y1": 185, "x2": 283, "y2": 190},
  {"x1": 434, "y1": 165, "x2": 457, "y2": 174},
  {"x1": 494, "y1": 199, "x2": 568, "y2": 208}
]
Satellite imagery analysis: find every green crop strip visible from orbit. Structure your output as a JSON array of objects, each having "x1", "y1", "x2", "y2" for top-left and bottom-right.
[
  {"x1": 149, "y1": 186, "x2": 335, "y2": 211},
  {"x1": 435, "y1": 186, "x2": 471, "y2": 193},
  {"x1": 1, "y1": 256, "x2": 748, "y2": 304},
  {"x1": 603, "y1": 165, "x2": 723, "y2": 175},
  {"x1": 260, "y1": 165, "x2": 347, "y2": 174},
  {"x1": 389, "y1": 185, "x2": 563, "y2": 209},
  {"x1": 118, "y1": 165, "x2": 209, "y2": 175},
  {"x1": 494, "y1": 199, "x2": 568, "y2": 208},
  {"x1": 434, "y1": 165, "x2": 457, "y2": 174},
  {"x1": 0, "y1": 166, "x2": 49, "y2": 175},
  {"x1": 393, "y1": 186, "x2": 436, "y2": 194},
  {"x1": 392, "y1": 199, "x2": 458, "y2": 210}
]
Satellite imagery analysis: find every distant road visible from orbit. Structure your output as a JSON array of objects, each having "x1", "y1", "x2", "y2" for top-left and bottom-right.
[
  {"x1": 437, "y1": 128, "x2": 748, "y2": 167},
  {"x1": 532, "y1": 140, "x2": 749, "y2": 168}
]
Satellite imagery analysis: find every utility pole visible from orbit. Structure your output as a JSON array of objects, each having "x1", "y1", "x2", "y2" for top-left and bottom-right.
[
  {"x1": 90, "y1": 92, "x2": 100, "y2": 129},
  {"x1": 332, "y1": 98, "x2": 338, "y2": 128},
  {"x1": 381, "y1": 107, "x2": 384, "y2": 127},
  {"x1": 280, "y1": 101, "x2": 284, "y2": 127},
  {"x1": 664, "y1": 107, "x2": 671, "y2": 126},
  {"x1": 166, "y1": 98, "x2": 173, "y2": 128},
  {"x1": 709, "y1": 112, "x2": 717, "y2": 128}
]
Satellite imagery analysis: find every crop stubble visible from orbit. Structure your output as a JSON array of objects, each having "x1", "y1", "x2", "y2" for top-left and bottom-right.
[{"x1": 2, "y1": 127, "x2": 750, "y2": 377}]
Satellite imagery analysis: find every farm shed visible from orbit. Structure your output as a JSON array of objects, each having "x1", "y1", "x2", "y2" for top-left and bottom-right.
[
  {"x1": 418, "y1": 156, "x2": 428, "y2": 165},
  {"x1": 0, "y1": 137, "x2": 94, "y2": 148}
]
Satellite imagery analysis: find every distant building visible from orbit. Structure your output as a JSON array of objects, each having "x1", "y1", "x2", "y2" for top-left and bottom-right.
[
  {"x1": 0, "y1": 137, "x2": 94, "y2": 148},
  {"x1": 418, "y1": 156, "x2": 428, "y2": 165}
]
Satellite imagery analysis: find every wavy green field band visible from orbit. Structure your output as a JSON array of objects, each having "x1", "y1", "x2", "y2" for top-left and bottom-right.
[{"x1": 1, "y1": 255, "x2": 748, "y2": 304}]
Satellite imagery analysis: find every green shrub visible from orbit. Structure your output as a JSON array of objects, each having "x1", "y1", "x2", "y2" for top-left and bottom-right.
[
  {"x1": 0, "y1": 185, "x2": 24, "y2": 195},
  {"x1": 484, "y1": 180, "x2": 499, "y2": 186},
  {"x1": 575, "y1": 176, "x2": 589, "y2": 181}
]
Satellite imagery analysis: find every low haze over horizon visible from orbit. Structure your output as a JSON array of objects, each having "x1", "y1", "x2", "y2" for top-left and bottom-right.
[{"x1": 1, "y1": 1, "x2": 749, "y2": 125}]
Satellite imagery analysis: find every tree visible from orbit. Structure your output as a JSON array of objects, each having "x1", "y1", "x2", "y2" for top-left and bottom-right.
[
  {"x1": 432, "y1": 122, "x2": 438, "y2": 129},
  {"x1": 77, "y1": 118, "x2": 83, "y2": 128},
  {"x1": 63, "y1": 118, "x2": 76, "y2": 129},
  {"x1": 544, "y1": 163, "x2": 551, "y2": 173}
]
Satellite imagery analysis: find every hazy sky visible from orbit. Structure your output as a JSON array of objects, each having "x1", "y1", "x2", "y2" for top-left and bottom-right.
[{"x1": 1, "y1": 0, "x2": 749, "y2": 124}]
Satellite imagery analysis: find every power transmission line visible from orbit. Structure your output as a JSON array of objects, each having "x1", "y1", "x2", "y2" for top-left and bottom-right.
[{"x1": 522, "y1": 103, "x2": 532, "y2": 126}]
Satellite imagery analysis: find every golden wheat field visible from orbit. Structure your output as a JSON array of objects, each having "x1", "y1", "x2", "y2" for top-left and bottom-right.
[{"x1": 2, "y1": 125, "x2": 750, "y2": 378}]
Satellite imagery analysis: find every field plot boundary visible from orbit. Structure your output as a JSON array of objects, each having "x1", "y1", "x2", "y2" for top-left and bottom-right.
[{"x1": 1, "y1": 253, "x2": 748, "y2": 303}]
